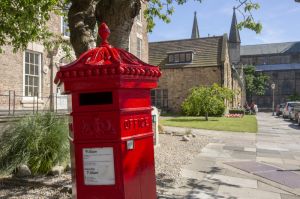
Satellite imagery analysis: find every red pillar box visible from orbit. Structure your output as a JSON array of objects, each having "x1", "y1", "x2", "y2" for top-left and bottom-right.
[{"x1": 54, "y1": 23, "x2": 161, "y2": 199}]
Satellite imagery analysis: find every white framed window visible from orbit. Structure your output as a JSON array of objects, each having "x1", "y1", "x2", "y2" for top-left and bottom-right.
[
  {"x1": 137, "y1": 38, "x2": 142, "y2": 59},
  {"x1": 24, "y1": 51, "x2": 42, "y2": 98},
  {"x1": 137, "y1": 9, "x2": 142, "y2": 22},
  {"x1": 167, "y1": 52, "x2": 193, "y2": 64},
  {"x1": 61, "y1": 16, "x2": 70, "y2": 37}
]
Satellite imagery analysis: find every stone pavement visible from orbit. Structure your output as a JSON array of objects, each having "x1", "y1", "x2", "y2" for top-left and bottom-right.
[{"x1": 159, "y1": 113, "x2": 300, "y2": 199}]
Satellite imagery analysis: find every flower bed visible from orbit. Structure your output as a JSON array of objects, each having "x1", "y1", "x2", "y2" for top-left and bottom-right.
[{"x1": 225, "y1": 113, "x2": 244, "y2": 118}]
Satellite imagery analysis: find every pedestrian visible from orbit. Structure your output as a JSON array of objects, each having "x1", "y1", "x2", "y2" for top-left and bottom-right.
[{"x1": 254, "y1": 103, "x2": 258, "y2": 114}]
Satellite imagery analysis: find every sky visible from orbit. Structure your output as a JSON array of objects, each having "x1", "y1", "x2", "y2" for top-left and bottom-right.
[{"x1": 148, "y1": 0, "x2": 300, "y2": 45}]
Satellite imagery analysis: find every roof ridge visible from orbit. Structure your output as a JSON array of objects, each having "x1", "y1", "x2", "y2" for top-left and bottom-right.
[
  {"x1": 149, "y1": 36, "x2": 223, "y2": 44},
  {"x1": 242, "y1": 41, "x2": 300, "y2": 47}
]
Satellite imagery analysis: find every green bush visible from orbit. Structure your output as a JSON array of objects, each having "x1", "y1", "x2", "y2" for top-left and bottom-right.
[
  {"x1": 0, "y1": 112, "x2": 69, "y2": 175},
  {"x1": 181, "y1": 84, "x2": 233, "y2": 119},
  {"x1": 229, "y1": 109, "x2": 245, "y2": 114}
]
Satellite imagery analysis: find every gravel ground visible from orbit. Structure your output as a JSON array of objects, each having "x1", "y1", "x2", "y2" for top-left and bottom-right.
[
  {"x1": 155, "y1": 133, "x2": 210, "y2": 190},
  {"x1": 0, "y1": 133, "x2": 209, "y2": 198}
]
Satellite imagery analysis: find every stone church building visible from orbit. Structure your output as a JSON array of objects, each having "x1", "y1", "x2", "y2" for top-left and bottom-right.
[
  {"x1": 149, "y1": 12, "x2": 244, "y2": 113},
  {"x1": 228, "y1": 10, "x2": 300, "y2": 109},
  {"x1": 0, "y1": 2, "x2": 148, "y2": 114},
  {"x1": 240, "y1": 42, "x2": 300, "y2": 109}
]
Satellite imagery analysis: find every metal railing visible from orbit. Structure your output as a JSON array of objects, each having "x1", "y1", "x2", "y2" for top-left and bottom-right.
[{"x1": 0, "y1": 90, "x2": 69, "y2": 116}]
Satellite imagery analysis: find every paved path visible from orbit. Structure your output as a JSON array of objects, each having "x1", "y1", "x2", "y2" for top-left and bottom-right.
[{"x1": 159, "y1": 113, "x2": 300, "y2": 199}]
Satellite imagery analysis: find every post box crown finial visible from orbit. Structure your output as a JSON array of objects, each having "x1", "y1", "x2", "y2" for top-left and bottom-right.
[
  {"x1": 54, "y1": 22, "x2": 162, "y2": 84},
  {"x1": 99, "y1": 23, "x2": 110, "y2": 46}
]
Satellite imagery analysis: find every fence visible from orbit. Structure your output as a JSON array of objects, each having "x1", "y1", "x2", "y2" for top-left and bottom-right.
[{"x1": 0, "y1": 90, "x2": 69, "y2": 116}]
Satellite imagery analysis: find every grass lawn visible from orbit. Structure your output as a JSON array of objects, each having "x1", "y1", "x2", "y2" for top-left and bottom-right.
[{"x1": 159, "y1": 115, "x2": 257, "y2": 133}]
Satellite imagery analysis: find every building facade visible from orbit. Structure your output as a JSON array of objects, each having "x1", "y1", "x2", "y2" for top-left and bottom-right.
[
  {"x1": 227, "y1": 9, "x2": 300, "y2": 109},
  {"x1": 149, "y1": 12, "x2": 243, "y2": 113},
  {"x1": 240, "y1": 42, "x2": 300, "y2": 109},
  {"x1": 0, "y1": 2, "x2": 148, "y2": 114}
]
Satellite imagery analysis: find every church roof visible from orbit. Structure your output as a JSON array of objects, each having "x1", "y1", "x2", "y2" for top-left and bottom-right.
[
  {"x1": 229, "y1": 9, "x2": 240, "y2": 43},
  {"x1": 149, "y1": 35, "x2": 226, "y2": 68},
  {"x1": 256, "y1": 63, "x2": 300, "y2": 71},
  {"x1": 241, "y1": 41, "x2": 300, "y2": 56},
  {"x1": 191, "y1": 12, "x2": 200, "y2": 39}
]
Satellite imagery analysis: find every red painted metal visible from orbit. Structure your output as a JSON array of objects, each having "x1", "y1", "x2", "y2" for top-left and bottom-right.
[{"x1": 55, "y1": 22, "x2": 160, "y2": 199}]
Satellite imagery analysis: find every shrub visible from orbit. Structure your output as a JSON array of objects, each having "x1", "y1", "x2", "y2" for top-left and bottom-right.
[
  {"x1": 0, "y1": 112, "x2": 69, "y2": 175},
  {"x1": 181, "y1": 84, "x2": 233, "y2": 120},
  {"x1": 229, "y1": 109, "x2": 245, "y2": 114}
]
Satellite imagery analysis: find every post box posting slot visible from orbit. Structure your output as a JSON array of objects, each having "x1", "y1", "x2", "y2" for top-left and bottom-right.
[{"x1": 79, "y1": 92, "x2": 113, "y2": 106}]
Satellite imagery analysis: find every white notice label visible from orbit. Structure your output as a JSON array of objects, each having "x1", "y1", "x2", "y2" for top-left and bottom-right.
[{"x1": 83, "y1": 147, "x2": 115, "y2": 185}]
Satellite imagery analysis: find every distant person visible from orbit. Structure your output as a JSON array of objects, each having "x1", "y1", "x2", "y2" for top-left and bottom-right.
[
  {"x1": 250, "y1": 102, "x2": 255, "y2": 114},
  {"x1": 254, "y1": 103, "x2": 258, "y2": 114}
]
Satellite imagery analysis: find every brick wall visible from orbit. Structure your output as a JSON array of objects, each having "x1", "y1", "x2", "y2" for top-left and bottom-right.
[{"x1": 158, "y1": 66, "x2": 222, "y2": 113}]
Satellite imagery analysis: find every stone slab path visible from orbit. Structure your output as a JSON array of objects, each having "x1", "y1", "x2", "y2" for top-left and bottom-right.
[{"x1": 159, "y1": 113, "x2": 300, "y2": 199}]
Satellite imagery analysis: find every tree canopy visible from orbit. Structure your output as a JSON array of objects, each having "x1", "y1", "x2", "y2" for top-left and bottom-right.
[
  {"x1": 182, "y1": 83, "x2": 234, "y2": 120},
  {"x1": 0, "y1": 0, "x2": 262, "y2": 55},
  {"x1": 244, "y1": 65, "x2": 269, "y2": 101}
]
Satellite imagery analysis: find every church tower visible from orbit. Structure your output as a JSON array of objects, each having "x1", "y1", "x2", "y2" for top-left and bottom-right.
[
  {"x1": 191, "y1": 11, "x2": 200, "y2": 39},
  {"x1": 229, "y1": 8, "x2": 241, "y2": 64}
]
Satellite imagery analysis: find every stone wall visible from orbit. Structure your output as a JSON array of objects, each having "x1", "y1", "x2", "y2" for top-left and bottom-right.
[{"x1": 158, "y1": 66, "x2": 222, "y2": 113}]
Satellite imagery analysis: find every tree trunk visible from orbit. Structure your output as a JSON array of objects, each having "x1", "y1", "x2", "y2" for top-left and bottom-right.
[
  {"x1": 205, "y1": 112, "x2": 208, "y2": 121},
  {"x1": 68, "y1": 0, "x2": 141, "y2": 58},
  {"x1": 95, "y1": 0, "x2": 141, "y2": 49},
  {"x1": 68, "y1": 0, "x2": 97, "y2": 58}
]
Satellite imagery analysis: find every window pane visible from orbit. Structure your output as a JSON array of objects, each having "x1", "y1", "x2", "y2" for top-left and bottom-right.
[
  {"x1": 34, "y1": 77, "x2": 39, "y2": 86},
  {"x1": 63, "y1": 16, "x2": 70, "y2": 37},
  {"x1": 25, "y1": 64, "x2": 29, "y2": 74},
  {"x1": 186, "y1": 53, "x2": 191, "y2": 62},
  {"x1": 25, "y1": 86, "x2": 28, "y2": 96},
  {"x1": 29, "y1": 76, "x2": 33, "y2": 85},
  {"x1": 25, "y1": 76, "x2": 28, "y2": 85},
  {"x1": 180, "y1": 53, "x2": 185, "y2": 62},
  {"x1": 30, "y1": 65, "x2": 34, "y2": 74},
  {"x1": 34, "y1": 54, "x2": 39, "y2": 65},
  {"x1": 25, "y1": 52, "x2": 29, "y2": 63},
  {"x1": 33, "y1": 87, "x2": 38, "y2": 96},
  {"x1": 174, "y1": 54, "x2": 179, "y2": 62},
  {"x1": 168, "y1": 55, "x2": 174, "y2": 63},
  {"x1": 35, "y1": 65, "x2": 39, "y2": 75},
  {"x1": 28, "y1": 87, "x2": 33, "y2": 96},
  {"x1": 29, "y1": 53, "x2": 34, "y2": 63}
]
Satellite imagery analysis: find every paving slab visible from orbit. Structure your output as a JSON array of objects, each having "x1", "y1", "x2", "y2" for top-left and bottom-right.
[
  {"x1": 187, "y1": 191, "x2": 223, "y2": 199},
  {"x1": 257, "y1": 156, "x2": 284, "y2": 164},
  {"x1": 164, "y1": 113, "x2": 300, "y2": 198},
  {"x1": 258, "y1": 181, "x2": 293, "y2": 195},
  {"x1": 181, "y1": 169, "x2": 205, "y2": 181},
  {"x1": 280, "y1": 193, "x2": 300, "y2": 199},
  {"x1": 256, "y1": 170, "x2": 300, "y2": 189},
  {"x1": 205, "y1": 174, "x2": 257, "y2": 189},
  {"x1": 283, "y1": 159, "x2": 300, "y2": 166},
  {"x1": 223, "y1": 145, "x2": 244, "y2": 151},
  {"x1": 225, "y1": 161, "x2": 277, "y2": 173},
  {"x1": 244, "y1": 147, "x2": 257, "y2": 152},
  {"x1": 217, "y1": 185, "x2": 281, "y2": 199},
  {"x1": 257, "y1": 148, "x2": 281, "y2": 154}
]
